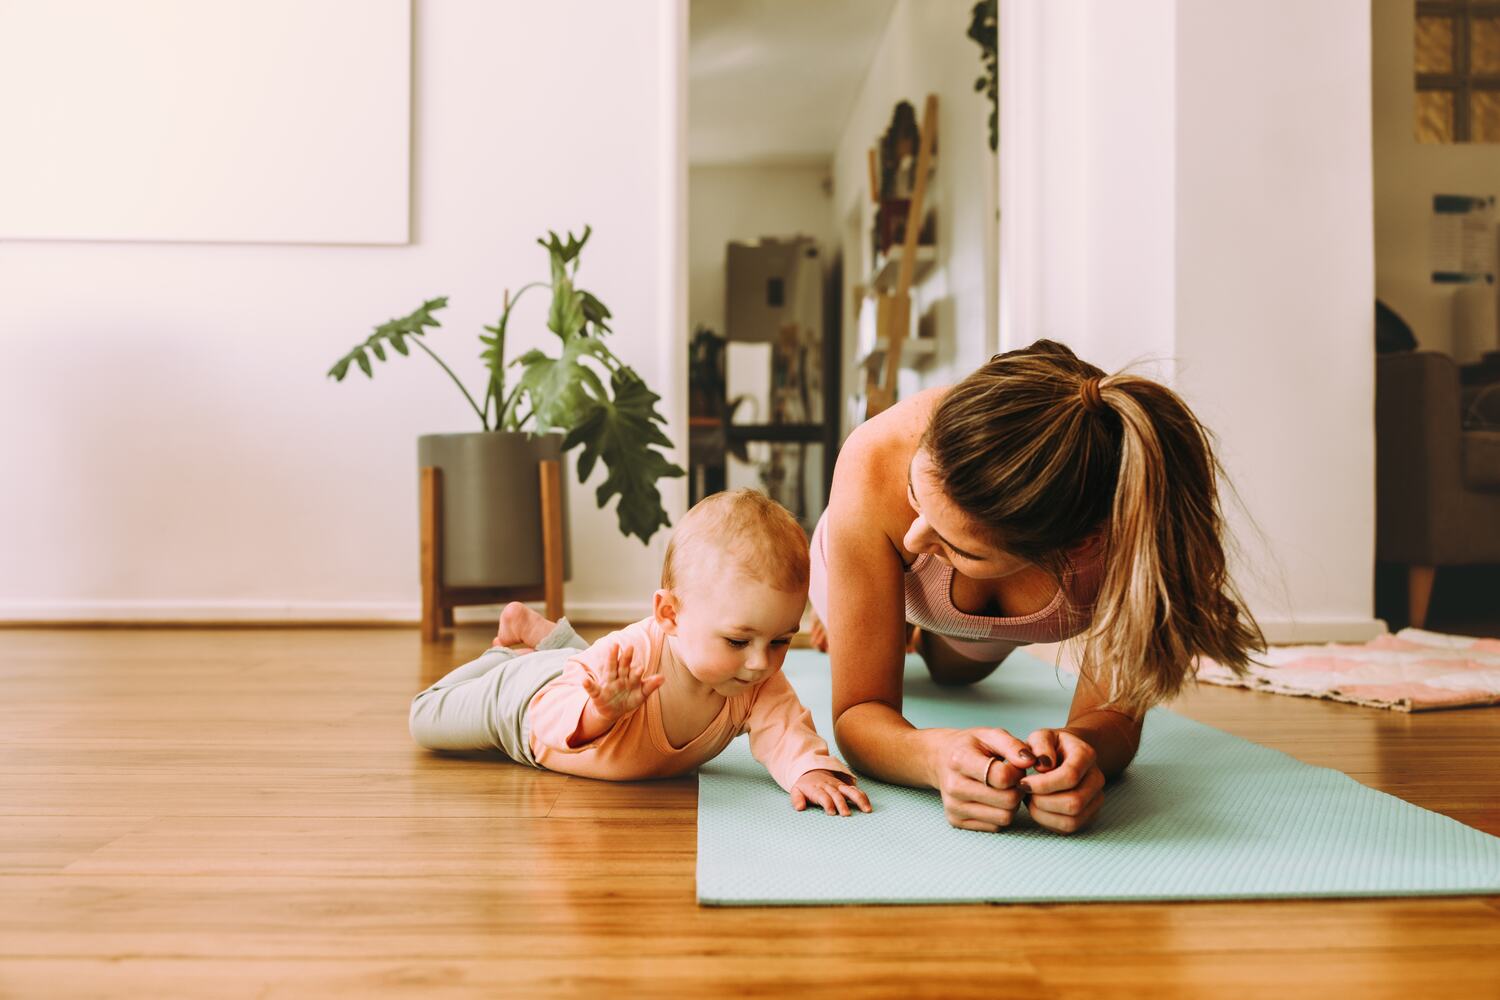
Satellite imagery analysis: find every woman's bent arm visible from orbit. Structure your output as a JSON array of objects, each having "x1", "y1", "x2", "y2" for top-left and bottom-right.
[
  {"x1": 835, "y1": 701, "x2": 955, "y2": 787},
  {"x1": 821, "y1": 424, "x2": 924, "y2": 778},
  {"x1": 821, "y1": 400, "x2": 1038, "y2": 831},
  {"x1": 1062, "y1": 666, "x2": 1144, "y2": 780}
]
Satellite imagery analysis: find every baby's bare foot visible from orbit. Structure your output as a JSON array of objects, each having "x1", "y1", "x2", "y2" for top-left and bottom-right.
[
  {"x1": 495, "y1": 601, "x2": 556, "y2": 649},
  {"x1": 496, "y1": 601, "x2": 543, "y2": 647}
]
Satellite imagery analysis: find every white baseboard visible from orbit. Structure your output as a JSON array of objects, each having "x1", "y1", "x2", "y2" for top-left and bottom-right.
[
  {"x1": 0, "y1": 603, "x2": 1389, "y2": 643},
  {"x1": 540, "y1": 602, "x2": 649, "y2": 625},
  {"x1": 0, "y1": 599, "x2": 651, "y2": 626},
  {"x1": 1256, "y1": 617, "x2": 1388, "y2": 645}
]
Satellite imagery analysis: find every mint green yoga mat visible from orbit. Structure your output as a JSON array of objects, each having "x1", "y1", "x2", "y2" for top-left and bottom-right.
[{"x1": 696, "y1": 650, "x2": 1500, "y2": 906}]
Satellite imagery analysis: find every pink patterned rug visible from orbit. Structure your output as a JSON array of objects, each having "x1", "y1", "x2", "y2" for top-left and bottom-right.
[{"x1": 1197, "y1": 629, "x2": 1500, "y2": 712}]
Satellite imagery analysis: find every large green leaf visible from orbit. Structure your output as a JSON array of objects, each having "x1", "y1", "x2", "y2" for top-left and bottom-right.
[
  {"x1": 539, "y1": 228, "x2": 592, "y2": 339},
  {"x1": 563, "y1": 368, "x2": 684, "y2": 544},
  {"x1": 547, "y1": 276, "x2": 587, "y2": 339},
  {"x1": 327, "y1": 297, "x2": 448, "y2": 381},
  {"x1": 508, "y1": 334, "x2": 617, "y2": 433},
  {"x1": 538, "y1": 227, "x2": 592, "y2": 269},
  {"x1": 536, "y1": 229, "x2": 609, "y2": 337},
  {"x1": 480, "y1": 320, "x2": 508, "y2": 420},
  {"x1": 578, "y1": 289, "x2": 612, "y2": 335}
]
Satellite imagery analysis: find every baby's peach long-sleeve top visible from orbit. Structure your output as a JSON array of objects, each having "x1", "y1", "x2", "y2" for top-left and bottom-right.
[{"x1": 527, "y1": 618, "x2": 850, "y2": 791}]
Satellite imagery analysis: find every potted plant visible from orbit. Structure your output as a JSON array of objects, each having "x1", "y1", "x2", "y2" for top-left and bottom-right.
[{"x1": 327, "y1": 226, "x2": 683, "y2": 590}]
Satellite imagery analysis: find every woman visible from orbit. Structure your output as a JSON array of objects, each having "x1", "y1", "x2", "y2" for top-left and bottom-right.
[{"x1": 809, "y1": 340, "x2": 1261, "y2": 834}]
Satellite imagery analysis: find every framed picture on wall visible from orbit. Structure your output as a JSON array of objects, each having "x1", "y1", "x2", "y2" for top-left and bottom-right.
[{"x1": 0, "y1": 0, "x2": 411, "y2": 245}]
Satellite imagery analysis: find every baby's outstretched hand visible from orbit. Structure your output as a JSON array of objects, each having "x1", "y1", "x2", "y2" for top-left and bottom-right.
[
  {"x1": 580, "y1": 643, "x2": 663, "y2": 721},
  {"x1": 791, "y1": 769, "x2": 871, "y2": 816}
]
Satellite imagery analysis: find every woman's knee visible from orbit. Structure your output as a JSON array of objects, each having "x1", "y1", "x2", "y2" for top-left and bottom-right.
[
  {"x1": 924, "y1": 657, "x2": 1001, "y2": 687},
  {"x1": 918, "y1": 632, "x2": 1005, "y2": 686}
]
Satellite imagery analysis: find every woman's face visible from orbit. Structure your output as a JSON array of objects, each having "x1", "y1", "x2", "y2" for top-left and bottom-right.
[{"x1": 903, "y1": 448, "x2": 1033, "y2": 581}]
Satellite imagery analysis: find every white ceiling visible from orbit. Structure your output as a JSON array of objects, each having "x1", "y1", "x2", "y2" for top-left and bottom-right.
[{"x1": 689, "y1": 0, "x2": 898, "y2": 166}]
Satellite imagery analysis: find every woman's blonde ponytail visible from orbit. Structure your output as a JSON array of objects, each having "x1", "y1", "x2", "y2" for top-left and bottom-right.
[
  {"x1": 925, "y1": 340, "x2": 1263, "y2": 714},
  {"x1": 1082, "y1": 378, "x2": 1263, "y2": 712}
]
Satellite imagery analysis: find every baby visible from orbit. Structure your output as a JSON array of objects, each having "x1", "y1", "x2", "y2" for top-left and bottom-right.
[{"x1": 409, "y1": 489, "x2": 871, "y2": 816}]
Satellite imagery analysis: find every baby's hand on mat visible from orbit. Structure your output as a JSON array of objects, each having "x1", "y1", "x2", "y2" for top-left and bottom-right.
[
  {"x1": 581, "y1": 642, "x2": 663, "y2": 721},
  {"x1": 791, "y1": 769, "x2": 871, "y2": 816},
  {"x1": 1018, "y1": 728, "x2": 1105, "y2": 835}
]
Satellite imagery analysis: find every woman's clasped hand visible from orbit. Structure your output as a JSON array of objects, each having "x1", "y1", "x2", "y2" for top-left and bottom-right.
[{"x1": 933, "y1": 727, "x2": 1105, "y2": 834}]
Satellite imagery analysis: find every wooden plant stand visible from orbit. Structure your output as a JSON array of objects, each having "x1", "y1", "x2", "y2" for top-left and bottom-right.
[{"x1": 418, "y1": 460, "x2": 565, "y2": 643}]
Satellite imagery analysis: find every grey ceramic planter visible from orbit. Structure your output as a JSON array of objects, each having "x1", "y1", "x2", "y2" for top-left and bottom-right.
[{"x1": 416, "y1": 431, "x2": 572, "y2": 589}]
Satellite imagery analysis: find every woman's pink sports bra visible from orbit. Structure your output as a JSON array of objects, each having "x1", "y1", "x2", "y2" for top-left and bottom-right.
[
  {"x1": 900, "y1": 545, "x2": 1104, "y2": 646},
  {"x1": 809, "y1": 514, "x2": 1105, "y2": 647}
]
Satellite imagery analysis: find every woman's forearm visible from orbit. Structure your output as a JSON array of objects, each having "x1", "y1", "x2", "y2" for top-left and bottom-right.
[
  {"x1": 838, "y1": 700, "x2": 1139, "y2": 787},
  {"x1": 1062, "y1": 708, "x2": 1140, "y2": 780},
  {"x1": 833, "y1": 701, "x2": 949, "y2": 789}
]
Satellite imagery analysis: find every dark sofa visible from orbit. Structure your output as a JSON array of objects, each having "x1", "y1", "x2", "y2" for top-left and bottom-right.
[{"x1": 1375, "y1": 351, "x2": 1500, "y2": 627}]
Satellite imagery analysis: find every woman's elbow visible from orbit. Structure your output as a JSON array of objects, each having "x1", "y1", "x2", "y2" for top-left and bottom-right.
[
  {"x1": 1101, "y1": 726, "x2": 1143, "y2": 782},
  {"x1": 1102, "y1": 745, "x2": 1138, "y2": 782},
  {"x1": 832, "y1": 703, "x2": 886, "y2": 775},
  {"x1": 831, "y1": 708, "x2": 861, "y2": 766}
]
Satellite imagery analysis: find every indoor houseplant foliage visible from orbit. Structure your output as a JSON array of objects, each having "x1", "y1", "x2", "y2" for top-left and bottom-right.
[
  {"x1": 969, "y1": 0, "x2": 998, "y2": 153},
  {"x1": 327, "y1": 227, "x2": 683, "y2": 587}
]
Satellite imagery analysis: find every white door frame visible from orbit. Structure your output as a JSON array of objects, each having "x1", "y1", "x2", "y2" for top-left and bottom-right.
[
  {"x1": 660, "y1": 0, "x2": 690, "y2": 521},
  {"x1": 998, "y1": 0, "x2": 1046, "y2": 354}
]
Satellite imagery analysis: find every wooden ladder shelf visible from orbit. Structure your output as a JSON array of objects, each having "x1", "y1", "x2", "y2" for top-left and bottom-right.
[{"x1": 863, "y1": 92, "x2": 939, "y2": 421}]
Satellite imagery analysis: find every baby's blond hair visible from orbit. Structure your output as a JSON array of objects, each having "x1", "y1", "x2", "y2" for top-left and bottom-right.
[{"x1": 661, "y1": 489, "x2": 809, "y2": 595}]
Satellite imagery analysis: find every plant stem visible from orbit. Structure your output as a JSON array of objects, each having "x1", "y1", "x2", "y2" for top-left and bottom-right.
[
  {"x1": 504, "y1": 281, "x2": 549, "y2": 309},
  {"x1": 484, "y1": 280, "x2": 550, "y2": 427},
  {"x1": 498, "y1": 383, "x2": 526, "y2": 431},
  {"x1": 412, "y1": 338, "x2": 488, "y2": 429}
]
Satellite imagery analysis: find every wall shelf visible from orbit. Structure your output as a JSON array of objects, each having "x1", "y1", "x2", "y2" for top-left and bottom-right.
[
  {"x1": 866, "y1": 244, "x2": 937, "y2": 293},
  {"x1": 855, "y1": 336, "x2": 936, "y2": 374}
]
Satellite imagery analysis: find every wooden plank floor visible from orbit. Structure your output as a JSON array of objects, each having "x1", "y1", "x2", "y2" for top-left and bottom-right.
[{"x1": 2, "y1": 625, "x2": 1498, "y2": 999}]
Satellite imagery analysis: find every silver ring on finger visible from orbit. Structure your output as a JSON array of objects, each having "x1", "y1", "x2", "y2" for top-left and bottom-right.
[{"x1": 980, "y1": 757, "x2": 995, "y2": 789}]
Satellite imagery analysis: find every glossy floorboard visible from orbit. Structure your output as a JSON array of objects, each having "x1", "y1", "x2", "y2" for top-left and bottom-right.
[{"x1": 1, "y1": 626, "x2": 1497, "y2": 999}]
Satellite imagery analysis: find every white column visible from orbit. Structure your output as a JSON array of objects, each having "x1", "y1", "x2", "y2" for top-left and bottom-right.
[
  {"x1": 1000, "y1": 0, "x2": 1379, "y2": 641},
  {"x1": 1174, "y1": 0, "x2": 1377, "y2": 641}
]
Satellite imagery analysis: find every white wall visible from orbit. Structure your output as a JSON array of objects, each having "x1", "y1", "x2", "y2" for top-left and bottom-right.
[
  {"x1": 1175, "y1": 0, "x2": 1377, "y2": 642},
  {"x1": 1003, "y1": 0, "x2": 1378, "y2": 642},
  {"x1": 687, "y1": 164, "x2": 836, "y2": 338},
  {"x1": 0, "y1": 0, "x2": 687, "y2": 624},
  {"x1": 1000, "y1": 0, "x2": 1176, "y2": 378},
  {"x1": 1372, "y1": 0, "x2": 1500, "y2": 357},
  {"x1": 830, "y1": 0, "x2": 998, "y2": 432}
]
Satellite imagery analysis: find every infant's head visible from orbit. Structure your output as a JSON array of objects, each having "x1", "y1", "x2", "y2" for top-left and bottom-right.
[{"x1": 653, "y1": 490, "x2": 809, "y2": 695}]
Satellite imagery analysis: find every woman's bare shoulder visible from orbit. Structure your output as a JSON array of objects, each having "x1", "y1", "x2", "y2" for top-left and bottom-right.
[
  {"x1": 829, "y1": 387, "x2": 950, "y2": 526},
  {"x1": 837, "y1": 388, "x2": 946, "y2": 473}
]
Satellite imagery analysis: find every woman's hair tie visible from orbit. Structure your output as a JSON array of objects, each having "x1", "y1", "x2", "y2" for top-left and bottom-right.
[{"x1": 1079, "y1": 376, "x2": 1106, "y2": 414}]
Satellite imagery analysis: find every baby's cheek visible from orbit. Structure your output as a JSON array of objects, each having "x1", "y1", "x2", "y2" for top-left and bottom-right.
[{"x1": 704, "y1": 653, "x2": 740, "y2": 684}]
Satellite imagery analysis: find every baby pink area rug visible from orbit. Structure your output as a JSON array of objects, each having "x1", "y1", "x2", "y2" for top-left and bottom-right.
[{"x1": 1197, "y1": 629, "x2": 1500, "y2": 712}]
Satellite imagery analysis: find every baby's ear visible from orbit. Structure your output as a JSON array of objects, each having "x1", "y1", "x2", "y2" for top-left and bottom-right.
[{"x1": 652, "y1": 589, "x2": 679, "y2": 634}]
